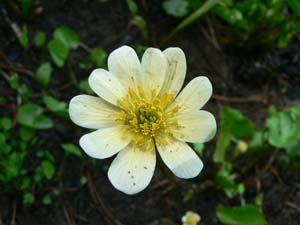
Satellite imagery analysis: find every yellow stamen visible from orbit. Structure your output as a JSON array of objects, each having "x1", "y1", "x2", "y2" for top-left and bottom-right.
[{"x1": 115, "y1": 87, "x2": 179, "y2": 145}]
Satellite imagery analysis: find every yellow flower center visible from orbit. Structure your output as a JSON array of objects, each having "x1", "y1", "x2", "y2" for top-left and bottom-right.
[{"x1": 115, "y1": 86, "x2": 179, "y2": 141}]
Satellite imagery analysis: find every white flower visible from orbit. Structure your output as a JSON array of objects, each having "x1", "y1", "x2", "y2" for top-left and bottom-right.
[
  {"x1": 69, "y1": 46, "x2": 216, "y2": 195},
  {"x1": 182, "y1": 211, "x2": 201, "y2": 225}
]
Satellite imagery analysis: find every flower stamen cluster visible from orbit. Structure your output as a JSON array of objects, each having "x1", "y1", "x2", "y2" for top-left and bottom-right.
[{"x1": 116, "y1": 86, "x2": 178, "y2": 139}]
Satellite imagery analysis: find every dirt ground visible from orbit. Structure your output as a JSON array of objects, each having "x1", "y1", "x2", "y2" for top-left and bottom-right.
[{"x1": 1, "y1": 0, "x2": 300, "y2": 225}]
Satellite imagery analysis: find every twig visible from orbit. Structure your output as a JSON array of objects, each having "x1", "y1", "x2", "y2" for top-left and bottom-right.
[
  {"x1": 259, "y1": 150, "x2": 278, "y2": 177},
  {"x1": 79, "y1": 42, "x2": 92, "y2": 53},
  {"x1": 206, "y1": 16, "x2": 221, "y2": 51},
  {"x1": 0, "y1": 63, "x2": 34, "y2": 77},
  {"x1": 86, "y1": 171, "x2": 124, "y2": 225},
  {"x1": 0, "y1": 51, "x2": 10, "y2": 64},
  {"x1": 213, "y1": 94, "x2": 266, "y2": 104},
  {"x1": 161, "y1": 183, "x2": 174, "y2": 196},
  {"x1": 149, "y1": 179, "x2": 169, "y2": 190},
  {"x1": 62, "y1": 205, "x2": 77, "y2": 225},
  {"x1": 285, "y1": 201, "x2": 300, "y2": 214},
  {"x1": 74, "y1": 215, "x2": 88, "y2": 223},
  {"x1": 10, "y1": 200, "x2": 16, "y2": 225},
  {"x1": 66, "y1": 58, "x2": 78, "y2": 85},
  {"x1": 1, "y1": 8, "x2": 21, "y2": 39},
  {"x1": 0, "y1": 212, "x2": 3, "y2": 225}
]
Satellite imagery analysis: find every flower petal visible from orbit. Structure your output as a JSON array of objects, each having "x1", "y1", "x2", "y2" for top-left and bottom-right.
[
  {"x1": 79, "y1": 126, "x2": 131, "y2": 159},
  {"x1": 170, "y1": 76, "x2": 212, "y2": 113},
  {"x1": 108, "y1": 141, "x2": 156, "y2": 195},
  {"x1": 156, "y1": 135, "x2": 203, "y2": 179},
  {"x1": 88, "y1": 69, "x2": 126, "y2": 105},
  {"x1": 169, "y1": 110, "x2": 216, "y2": 143},
  {"x1": 141, "y1": 48, "x2": 167, "y2": 98},
  {"x1": 69, "y1": 94, "x2": 119, "y2": 129},
  {"x1": 108, "y1": 45, "x2": 142, "y2": 89},
  {"x1": 159, "y1": 47, "x2": 186, "y2": 98}
]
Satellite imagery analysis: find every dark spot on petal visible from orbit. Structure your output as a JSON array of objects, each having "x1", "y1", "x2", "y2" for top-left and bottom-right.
[{"x1": 144, "y1": 166, "x2": 148, "y2": 170}]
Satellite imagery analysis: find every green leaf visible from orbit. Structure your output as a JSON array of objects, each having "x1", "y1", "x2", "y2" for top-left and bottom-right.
[
  {"x1": 20, "y1": 0, "x2": 33, "y2": 17},
  {"x1": 188, "y1": 0, "x2": 201, "y2": 10},
  {"x1": 41, "y1": 160, "x2": 55, "y2": 180},
  {"x1": 223, "y1": 107, "x2": 255, "y2": 138},
  {"x1": 6, "y1": 152, "x2": 25, "y2": 178},
  {"x1": 213, "y1": 6, "x2": 232, "y2": 24},
  {"x1": 17, "y1": 103, "x2": 53, "y2": 129},
  {"x1": 18, "y1": 84, "x2": 32, "y2": 98},
  {"x1": 19, "y1": 26, "x2": 28, "y2": 48},
  {"x1": 9, "y1": 73, "x2": 19, "y2": 90},
  {"x1": 23, "y1": 192, "x2": 35, "y2": 205},
  {"x1": 126, "y1": 0, "x2": 138, "y2": 15},
  {"x1": 192, "y1": 143, "x2": 204, "y2": 156},
  {"x1": 54, "y1": 26, "x2": 80, "y2": 49},
  {"x1": 36, "y1": 62, "x2": 52, "y2": 86},
  {"x1": 170, "y1": 0, "x2": 221, "y2": 35},
  {"x1": 288, "y1": 0, "x2": 300, "y2": 17},
  {"x1": 215, "y1": 128, "x2": 231, "y2": 162},
  {"x1": 62, "y1": 143, "x2": 83, "y2": 158},
  {"x1": 266, "y1": 106, "x2": 300, "y2": 148},
  {"x1": 34, "y1": 31, "x2": 46, "y2": 47},
  {"x1": 250, "y1": 130, "x2": 266, "y2": 150},
  {"x1": 43, "y1": 96, "x2": 68, "y2": 118},
  {"x1": 20, "y1": 177, "x2": 31, "y2": 190},
  {"x1": 48, "y1": 39, "x2": 69, "y2": 67},
  {"x1": 216, "y1": 204, "x2": 266, "y2": 225},
  {"x1": 78, "y1": 79, "x2": 94, "y2": 95},
  {"x1": 89, "y1": 48, "x2": 107, "y2": 68},
  {"x1": 80, "y1": 176, "x2": 88, "y2": 185},
  {"x1": 214, "y1": 107, "x2": 254, "y2": 162},
  {"x1": 131, "y1": 15, "x2": 148, "y2": 40},
  {"x1": 163, "y1": 0, "x2": 189, "y2": 18},
  {"x1": 42, "y1": 195, "x2": 52, "y2": 205},
  {"x1": 216, "y1": 162, "x2": 244, "y2": 198},
  {"x1": 20, "y1": 126, "x2": 35, "y2": 141},
  {"x1": 0, "y1": 117, "x2": 12, "y2": 131}
]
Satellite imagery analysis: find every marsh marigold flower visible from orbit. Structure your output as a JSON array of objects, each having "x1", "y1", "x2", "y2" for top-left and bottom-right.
[
  {"x1": 182, "y1": 211, "x2": 201, "y2": 225},
  {"x1": 69, "y1": 46, "x2": 216, "y2": 194}
]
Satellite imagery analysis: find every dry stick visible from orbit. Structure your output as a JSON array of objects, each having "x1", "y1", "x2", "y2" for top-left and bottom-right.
[
  {"x1": 74, "y1": 215, "x2": 88, "y2": 223},
  {"x1": 0, "y1": 212, "x2": 3, "y2": 225},
  {"x1": 199, "y1": 17, "x2": 221, "y2": 51},
  {"x1": 206, "y1": 16, "x2": 221, "y2": 51},
  {"x1": 149, "y1": 179, "x2": 169, "y2": 190},
  {"x1": 63, "y1": 205, "x2": 76, "y2": 225},
  {"x1": 285, "y1": 201, "x2": 300, "y2": 214},
  {"x1": 10, "y1": 200, "x2": 16, "y2": 225},
  {"x1": 79, "y1": 42, "x2": 92, "y2": 53},
  {"x1": 1, "y1": 8, "x2": 21, "y2": 40},
  {"x1": 0, "y1": 51, "x2": 10, "y2": 64},
  {"x1": 213, "y1": 94, "x2": 266, "y2": 104},
  {"x1": 86, "y1": 171, "x2": 124, "y2": 225},
  {"x1": 0, "y1": 63, "x2": 35, "y2": 77}
]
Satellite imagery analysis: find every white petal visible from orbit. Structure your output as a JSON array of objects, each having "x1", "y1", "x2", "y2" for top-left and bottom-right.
[
  {"x1": 156, "y1": 135, "x2": 203, "y2": 179},
  {"x1": 169, "y1": 110, "x2": 216, "y2": 143},
  {"x1": 141, "y1": 48, "x2": 167, "y2": 98},
  {"x1": 108, "y1": 45, "x2": 142, "y2": 89},
  {"x1": 88, "y1": 69, "x2": 126, "y2": 105},
  {"x1": 69, "y1": 95, "x2": 119, "y2": 129},
  {"x1": 159, "y1": 47, "x2": 186, "y2": 98},
  {"x1": 170, "y1": 76, "x2": 212, "y2": 113},
  {"x1": 79, "y1": 126, "x2": 131, "y2": 159},
  {"x1": 108, "y1": 141, "x2": 156, "y2": 195}
]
